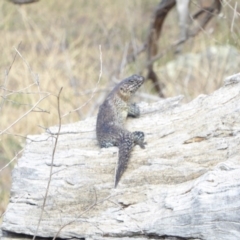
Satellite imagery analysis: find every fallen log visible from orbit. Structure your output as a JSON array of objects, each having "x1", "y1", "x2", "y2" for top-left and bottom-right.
[{"x1": 1, "y1": 73, "x2": 240, "y2": 240}]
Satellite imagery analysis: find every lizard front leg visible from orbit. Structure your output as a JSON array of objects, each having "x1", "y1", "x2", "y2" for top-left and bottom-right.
[{"x1": 128, "y1": 103, "x2": 140, "y2": 118}]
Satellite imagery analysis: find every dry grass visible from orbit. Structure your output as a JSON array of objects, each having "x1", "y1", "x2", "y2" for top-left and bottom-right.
[{"x1": 0, "y1": 0, "x2": 240, "y2": 219}]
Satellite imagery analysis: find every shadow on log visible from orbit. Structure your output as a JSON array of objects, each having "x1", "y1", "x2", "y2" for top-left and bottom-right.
[{"x1": 1, "y1": 73, "x2": 240, "y2": 239}]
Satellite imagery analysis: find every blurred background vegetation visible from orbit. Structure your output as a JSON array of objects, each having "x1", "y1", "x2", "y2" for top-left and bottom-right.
[{"x1": 0, "y1": 0, "x2": 240, "y2": 221}]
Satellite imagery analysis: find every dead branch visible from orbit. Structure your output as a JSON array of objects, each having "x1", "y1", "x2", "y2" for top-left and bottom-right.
[
  {"x1": 144, "y1": 0, "x2": 221, "y2": 97},
  {"x1": 146, "y1": 0, "x2": 176, "y2": 98}
]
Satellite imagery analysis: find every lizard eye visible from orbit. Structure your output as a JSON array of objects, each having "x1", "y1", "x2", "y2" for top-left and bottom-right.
[{"x1": 120, "y1": 86, "x2": 126, "y2": 92}]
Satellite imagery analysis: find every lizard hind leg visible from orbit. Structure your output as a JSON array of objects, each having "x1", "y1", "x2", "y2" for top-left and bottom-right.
[{"x1": 114, "y1": 132, "x2": 135, "y2": 188}]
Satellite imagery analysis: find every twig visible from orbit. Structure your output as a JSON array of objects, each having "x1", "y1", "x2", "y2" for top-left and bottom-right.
[
  {"x1": 14, "y1": 47, "x2": 39, "y2": 86},
  {"x1": 52, "y1": 193, "x2": 115, "y2": 240},
  {"x1": 126, "y1": 44, "x2": 146, "y2": 64},
  {"x1": 32, "y1": 87, "x2": 63, "y2": 240},
  {"x1": 221, "y1": 0, "x2": 240, "y2": 16},
  {"x1": 230, "y1": 2, "x2": 238, "y2": 32},
  {"x1": 0, "y1": 148, "x2": 24, "y2": 173},
  {"x1": 119, "y1": 43, "x2": 130, "y2": 77},
  {"x1": 2, "y1": 87, "x2": 50, "y2": 96},
  {"x1": 0, "y1": 93, "x2": 51, "y2": 136},
  {"x1": 1, "y1": 85, "x2": 34, "y2": 94},
  {"x1": 61, "y1": 45, "x2": 103, "y2": 118},
  {"x1": 7, "y1": 42, "x2": 22, "y2": 74},
  {"x1": 0, "y1": 96, "x2": 49, "y2": 113},
  {"x1": 0, "y1": 42, "x2": 21, "y2": 112},
  {"x1": 3, "y1": 131, "x2": 52, "y2": 143}
]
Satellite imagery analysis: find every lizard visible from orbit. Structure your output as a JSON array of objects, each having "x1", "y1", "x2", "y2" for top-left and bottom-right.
[{"x1": 96, "y1": 74, "x2": 146, "y2": 188}]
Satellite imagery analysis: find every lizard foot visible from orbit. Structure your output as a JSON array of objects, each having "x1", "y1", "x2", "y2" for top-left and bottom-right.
[{"x1": 133, "y1": 131, "x2": 147, "y2": 149}]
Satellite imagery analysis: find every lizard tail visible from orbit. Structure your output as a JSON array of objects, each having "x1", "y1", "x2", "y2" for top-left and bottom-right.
[{"x1": 114, "y1": 133, "x2": 134, "y2": 188}]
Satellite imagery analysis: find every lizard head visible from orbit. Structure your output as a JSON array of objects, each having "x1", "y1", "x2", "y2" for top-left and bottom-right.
[{"x1": 118, "y1": 75, "x2": 145, "y2": 99}]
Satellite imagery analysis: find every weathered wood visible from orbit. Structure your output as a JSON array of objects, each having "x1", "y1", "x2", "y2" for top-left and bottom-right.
[{"x1": 1, "y1": 73, "x2": 240, "y2": 240}]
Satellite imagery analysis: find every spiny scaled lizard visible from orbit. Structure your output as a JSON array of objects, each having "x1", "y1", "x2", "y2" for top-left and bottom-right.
[{"x1": 96, "y1": 75, "x2": 146, "y2": 188}]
